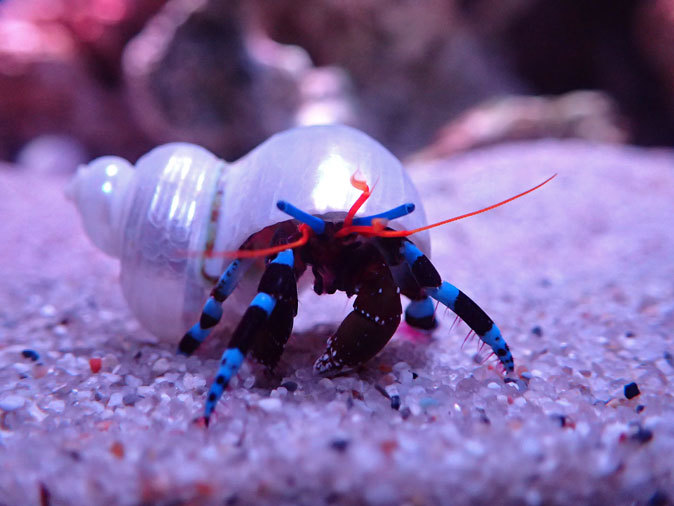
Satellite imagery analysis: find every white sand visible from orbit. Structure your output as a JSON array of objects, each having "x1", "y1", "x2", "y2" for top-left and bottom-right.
[{"x1": 1, "y1": 140, "x2": 673, "y2": 505}]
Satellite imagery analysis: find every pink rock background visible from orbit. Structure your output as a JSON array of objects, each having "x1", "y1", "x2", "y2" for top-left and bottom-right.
[
  {"x1": 1, "y1": 0, "x2": 674, "y2": 162},
  {"x1": 1, "y1": 1, "x2": 674, "y2": 504}
]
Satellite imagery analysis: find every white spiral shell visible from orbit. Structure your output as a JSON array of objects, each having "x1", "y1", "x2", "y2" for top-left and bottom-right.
[{"x1": 68, "y1": 125, "x2": 430, "y2": 341}]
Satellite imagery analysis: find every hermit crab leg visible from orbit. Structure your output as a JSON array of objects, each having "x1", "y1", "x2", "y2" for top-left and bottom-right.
[
  {"x1": 401, "y1": 239, "x2": 514, "y2": 372},
  {"x1": 248, "y1": 261, "x2": 299, "y2": 370},
  {"x1": 372, "y1": 235, "x2": 438, "y2": 331},
  {"x1": 178, "y1": 258, "x2": 253, "y2": 355},
  {"x1": 204, "y1": 249, "x2": 297, "y2": 424},
  {"x1": 403, "y1": 297, "x2": 438, "y2": 331}
]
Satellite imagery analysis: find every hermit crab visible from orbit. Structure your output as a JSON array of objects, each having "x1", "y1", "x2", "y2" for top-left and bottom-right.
[{"x1": 68, "y1": 125, "x2": 552, "y2": 423}]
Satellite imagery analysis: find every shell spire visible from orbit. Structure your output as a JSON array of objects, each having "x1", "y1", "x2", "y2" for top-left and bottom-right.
[{"x1": 66, "y1": 156, "x2": 135, "y2": 258}]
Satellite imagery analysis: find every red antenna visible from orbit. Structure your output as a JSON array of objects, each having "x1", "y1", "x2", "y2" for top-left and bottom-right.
[
  {"x1": 197, "y1": 224, "x2": 312, "y2": 259},
  {"x1": 189, "y1": 173, "x2": 556, "y2": 260},
  {"x1": 342, "y1": 173, "x2": 372, "y2": 228},
  {"x1": 339, "y1": 174, "x2": 557, "y2": 238}
]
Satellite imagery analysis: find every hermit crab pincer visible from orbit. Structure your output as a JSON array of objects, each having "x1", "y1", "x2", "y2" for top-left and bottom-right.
[{"x1": 68, "y1": 125, "x2": 552, "y2": 424}]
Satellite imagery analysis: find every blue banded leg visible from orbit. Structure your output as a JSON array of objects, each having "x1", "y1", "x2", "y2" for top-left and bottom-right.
[
  {"x1": 248, "y1": 298, "x2": 295, "y2": 369},
  {"x1": 405, "y1": 297, "x2": 437, "y2": 331},
  {"x1": 428, "y1": 282, "x2": 513, "y2": 371},
  {"x1": 373, "y1": 235, "x2": 438, "y2": 331},
  {"x1": 386, "y1": 262, "x2": 437, "y2": 330},
  {"x1": 401, "y1": 240, "x2": 514, "y2": 372},
  {"x1": 178, "y1": 259, "x2": 252, "y2": 355},
  {"x1": 204, "y1": 250, "x2": 296, "y2": 424},
  {"x1": 249, "y1": 249, "x2": 299, "y2": 369},
  {"x1": 204, "y1": 292, "x2": 275, "y2": 422}
]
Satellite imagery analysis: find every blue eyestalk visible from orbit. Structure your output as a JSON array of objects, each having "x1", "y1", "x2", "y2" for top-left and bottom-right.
[
  {"x1": 277, "y1": 201, "x2": 326, "y2": 235},
  {"x1": 351, "y1": 203, "x2": 415, "y2": 226}
]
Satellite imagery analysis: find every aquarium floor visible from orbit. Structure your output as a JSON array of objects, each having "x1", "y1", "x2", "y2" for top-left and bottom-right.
[{"x1": 1, "y1": 140, "x2": 673, "y2": 505}]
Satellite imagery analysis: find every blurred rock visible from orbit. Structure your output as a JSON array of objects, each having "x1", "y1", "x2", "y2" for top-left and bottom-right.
[
  {"x1": 0, "y1": 0, "x2": 162, "y2": 161},
  {"x1": 251, "y1": 0, "x2": 523, "y2": 155},
  {"x1": 636, "y1": 0, "x2": 674, "y2": 117},
  {"x1": 1, "y1": 0, "x2": 164, "y2": 83},
  {"x1": 15, "y1": 134, "x2": 87, "y2": 174},
  {"x1": 410, "y1": 91, "x2": 628, "y2": 161},
  {"x1": 123, "y1": 0, "x2": 355, "y2": 160},
  {"x1": 296, "y1": 66, "x2": 356, "y2": 128},
  {"x1": 454, "y1": 0, "x2": 535, "y2": 36},
  {"x1": 2, "y1": 0, "x2": 672, "y2": 164},
  {"x1": 491, "y1": 0, "x2": 674, "y2": 146}
]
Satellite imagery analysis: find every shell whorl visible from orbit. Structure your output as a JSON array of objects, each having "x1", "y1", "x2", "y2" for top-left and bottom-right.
[{"x1": 69, "y1": 143, "x2": 227, "y2": 338}]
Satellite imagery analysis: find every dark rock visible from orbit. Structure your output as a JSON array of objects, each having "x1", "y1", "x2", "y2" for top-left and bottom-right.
[
  {"x1": 21, "y1": 349, "x2": 40, "y2": 362},
  {"x1": 123, "y1": 0, "x2": 352, "y2": 160},
  {"x1": 647, "y1": 490, "x2": 670, "y2": 506},
  {"x1": 624, "y1": 382, "x2": 640, "y2": 399},
  {"x1": 629, "y1": 424, "x2": 653, "y2": 444},
  {"x1": 636, "y1": 1, "x2": 674, "y2": 122},
  {"x1": 410, "y1": 91, "x2": 627, "y2": 160},
  {"x1": 281, "y1": 381, "x2": 298, "y2": 392},
  {"x1": 252, "y1": 0, "x2": 521, "y2": 155},
  {"x1": 329, "y1": 438, "x2": 349, "y2": 452},
  {"x1": 390, "y1": 395, "x2": 401, "y2": 411},
  {"x1": 497, "y1": 0, "x2": 674, "y2": 146},
  {"x1": 0, "y1": 0, "x2": 161, "y2": 161}
]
